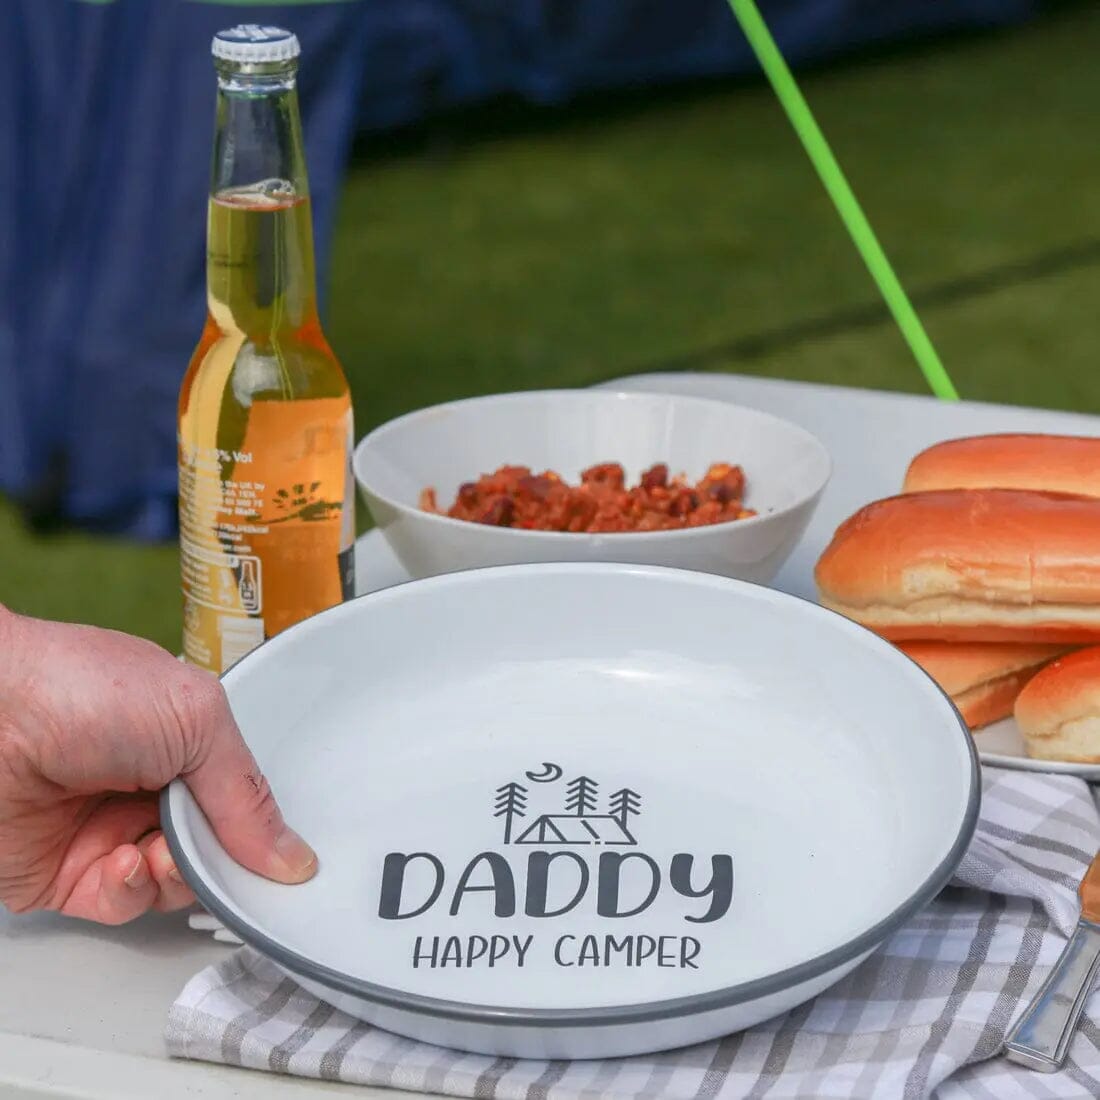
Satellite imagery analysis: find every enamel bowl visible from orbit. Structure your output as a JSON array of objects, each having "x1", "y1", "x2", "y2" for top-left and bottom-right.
[
  {"x1": 352, "y1": 390, "x2": 831, "y2": 584},
  {"x1": 163, "y1": 563, "x2": 978, "y2": 1059}
]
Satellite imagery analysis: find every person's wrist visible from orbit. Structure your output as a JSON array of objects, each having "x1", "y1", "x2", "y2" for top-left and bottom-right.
[
  {"x1": 0, "y1": 605, "x2": 28, "y2": 788},
  {"x1": 0, "y1": 602, "x2": 15, "y2": 655},
  {"x1": 0, "y1": 604, "x2": 28, "y2": 695}
]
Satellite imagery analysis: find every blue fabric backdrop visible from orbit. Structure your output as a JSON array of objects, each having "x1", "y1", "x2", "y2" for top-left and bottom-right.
[{"x1": 0, "y1": 0, "x2": 1040, "y2": 538}]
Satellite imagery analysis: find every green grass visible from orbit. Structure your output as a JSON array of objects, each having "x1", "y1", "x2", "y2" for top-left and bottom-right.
[
  {"x1": 4, "y1": 2, "x2": 1100, "y2": 648},
  {"x1": 328, "y1": 2, "x2": 1100, "y2": 423}
]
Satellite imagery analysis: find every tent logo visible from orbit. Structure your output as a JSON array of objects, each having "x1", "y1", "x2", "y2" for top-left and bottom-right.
[{"x1": 494, "y1": 765, "x2": 642, "y2": 847}]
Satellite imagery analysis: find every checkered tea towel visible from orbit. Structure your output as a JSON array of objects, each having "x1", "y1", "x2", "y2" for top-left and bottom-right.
[{"x1": 167, "y1": 767, "x2": 1100, "y2": 1098}]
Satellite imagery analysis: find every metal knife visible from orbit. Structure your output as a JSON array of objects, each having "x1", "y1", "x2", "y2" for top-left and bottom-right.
[{"x1": 1004, "y1": 851, "x2": 1100, "y2": 1072}]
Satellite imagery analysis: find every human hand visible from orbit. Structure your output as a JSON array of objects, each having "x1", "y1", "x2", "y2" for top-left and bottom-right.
[{"x1": 0, "y1": 606, "x2": 316, "y2": 924}]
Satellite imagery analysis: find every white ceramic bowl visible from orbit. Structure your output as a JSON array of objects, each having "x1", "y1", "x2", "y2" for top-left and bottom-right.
[
  {"x1": 163, "y1": 563, "x2": 978, "y2": 1059},
  {"x1": 353, "y1": 390, "x2": 831, "y2": 584}
]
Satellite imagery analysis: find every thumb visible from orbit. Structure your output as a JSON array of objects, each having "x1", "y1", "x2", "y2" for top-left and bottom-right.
[{"x1": 178, "y1": 675, "x2": 317, "y2": 884}]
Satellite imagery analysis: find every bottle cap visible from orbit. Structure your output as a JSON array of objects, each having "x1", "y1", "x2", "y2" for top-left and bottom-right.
[{"x1": 212, "y1": 25, "x2": 300, "y2": 64}]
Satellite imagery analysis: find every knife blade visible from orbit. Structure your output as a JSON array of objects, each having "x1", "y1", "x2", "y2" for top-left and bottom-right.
[{"x1": 1003, "y1": 852, "x2": 1100, "y2": 1072}]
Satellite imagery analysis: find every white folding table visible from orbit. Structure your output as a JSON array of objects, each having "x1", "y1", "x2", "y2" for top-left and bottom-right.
[{"x1": 4, "y1": 371, "x2": 1098, "y2": 1098}]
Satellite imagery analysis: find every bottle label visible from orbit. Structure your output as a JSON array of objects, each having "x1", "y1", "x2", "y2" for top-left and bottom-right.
[
  {"x1": 339, "y1": 407, "x2": 357, "y2": 601},
  {"x1": 180, "y1": 396, "x2": 354, "y2": 673}
]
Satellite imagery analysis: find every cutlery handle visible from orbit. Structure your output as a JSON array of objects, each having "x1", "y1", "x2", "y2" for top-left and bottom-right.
[{"x1": 1004, "y1": 919, "x2": 1100, "y2": 1072}]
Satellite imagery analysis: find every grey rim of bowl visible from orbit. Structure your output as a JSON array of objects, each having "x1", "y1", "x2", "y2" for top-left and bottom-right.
[
  {"x1": 161, "y1": 563, "x2": 980, "y2": 1031},
  {"x1": 353, "y1": 389, "x2": 833, "y2": 542}
]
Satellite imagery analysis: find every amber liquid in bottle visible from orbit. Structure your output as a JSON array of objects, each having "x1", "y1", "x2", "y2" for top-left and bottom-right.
[{"x1": 178, "y1": 48, "x2": 354, "y2": 673}]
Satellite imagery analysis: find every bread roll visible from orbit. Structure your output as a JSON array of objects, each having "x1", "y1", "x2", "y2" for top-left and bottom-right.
[
  {"x1": 904, "y1": 433, "x2": 1100, "y2": 496},
  {"x1": 1015, "y1": 646, "x2": 1100, "y2": 762},
  {"x1": 898, "y1": 640, "x2": 1068, "y2": 729},
  {"x1": 815, "y1": 489, "x2": 1100, "y2": 642}
]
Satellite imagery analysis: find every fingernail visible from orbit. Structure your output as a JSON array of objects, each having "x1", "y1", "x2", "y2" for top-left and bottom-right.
[
  {"x1": 124, "y1": 852, "x2": 150, "y2": 890},
  {"x1": 274, "y1": 826, "x2": 318, "y2": 880},
  {"x1": 168, "y1": 865, "x2": 185, "y2": 885}
]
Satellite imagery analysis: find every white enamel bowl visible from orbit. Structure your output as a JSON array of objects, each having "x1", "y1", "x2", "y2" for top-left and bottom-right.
[
  {"x1": 163, "y1": 563, "x2": 978, "y2": 1059},
  {"x1": 352, "y1": 390, "x2": 831, "y2": 584}
]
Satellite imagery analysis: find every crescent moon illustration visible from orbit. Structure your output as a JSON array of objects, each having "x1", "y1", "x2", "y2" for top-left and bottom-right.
[{"x1": 525, "y1": 762, "x2": 563, "y2": 784}]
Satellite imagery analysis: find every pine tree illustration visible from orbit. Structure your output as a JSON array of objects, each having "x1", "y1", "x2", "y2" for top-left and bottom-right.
[
  {"x1": 565, "y1": 775, "x2": 599, "y2": 816},
  {"x1": 493, "y1": 782, "x2": 528, "y2": 843},
  {"x1": 608, "y1": 787, "x2": 642, "y2": 831}
]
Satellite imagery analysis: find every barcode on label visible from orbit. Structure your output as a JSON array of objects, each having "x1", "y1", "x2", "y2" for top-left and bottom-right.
[{"x1": 219, "y1": 616, "x2": 265, "y2": 672}]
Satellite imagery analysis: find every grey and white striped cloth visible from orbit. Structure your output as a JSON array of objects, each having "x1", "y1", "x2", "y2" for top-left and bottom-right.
[{"x1": 167, "y1": 768, "x2": 1100, "y2": 1098}]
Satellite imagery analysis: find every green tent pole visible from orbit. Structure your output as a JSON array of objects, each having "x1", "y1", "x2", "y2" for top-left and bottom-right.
[{"x1": 728, "y1": 0, "x2": 960, "y2": 401}]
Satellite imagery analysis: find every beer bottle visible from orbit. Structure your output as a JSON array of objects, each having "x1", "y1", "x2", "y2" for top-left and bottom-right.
[{"x1": 179, "y1": 25, "x2": 355, "y2": 673}]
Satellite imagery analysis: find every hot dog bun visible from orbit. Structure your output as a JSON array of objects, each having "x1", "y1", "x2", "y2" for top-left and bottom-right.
[
  {"x1": 898, "y1": 640, "x2": 1068, "y2": 729},
  {"x1": 815, "y1": 489, "x2": 1100, "y2": 642},
  {"x1": 1015, "y1": 646, "x2": 1100, "y2": 762},
  {"x1": 904, "y1": 433, "x2": 1100, "y2": 497}
]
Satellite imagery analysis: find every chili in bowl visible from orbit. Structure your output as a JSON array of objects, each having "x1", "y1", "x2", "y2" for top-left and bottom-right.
[
  {"x1": 352, "y1": 389, "x2": 831, "y2": 585},
  {"x1": 420, "y1": 462, "x2": 756, "y2": 532}
]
